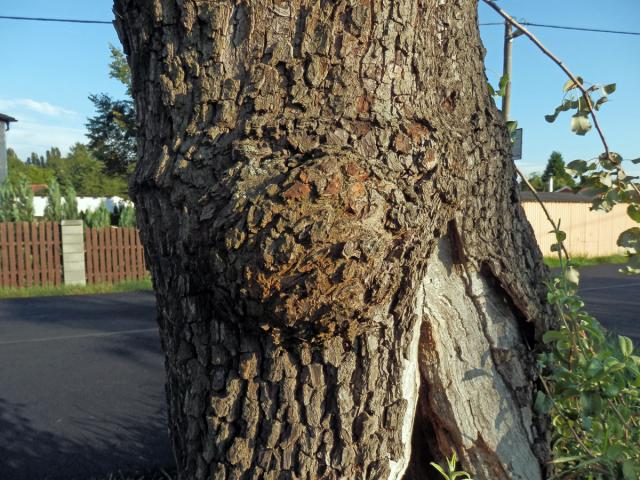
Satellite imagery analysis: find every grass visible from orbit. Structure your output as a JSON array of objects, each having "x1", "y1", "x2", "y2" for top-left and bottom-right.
[
  {"x1": 0, "y1": 277, "x2": 153, "y2": 299},
  {"x1": 543, "y1": 254, "x2": 628, "y2": 269}
]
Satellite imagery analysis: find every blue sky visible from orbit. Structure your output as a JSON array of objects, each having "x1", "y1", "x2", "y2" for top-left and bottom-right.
[{"x1": 0, "y1": 1, "x2": 638, "y2": 176}]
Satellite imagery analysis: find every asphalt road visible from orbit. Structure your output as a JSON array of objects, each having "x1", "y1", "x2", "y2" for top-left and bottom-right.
[
  {"x1": 577, "y1": 264, "x2": 640, "y2": 341},
  {"x1": 0, "y1": 265, "x2": 637, "y2": 479},
  {"x1": 0, "y1": 292, "x2": 172, "y2": 480}
]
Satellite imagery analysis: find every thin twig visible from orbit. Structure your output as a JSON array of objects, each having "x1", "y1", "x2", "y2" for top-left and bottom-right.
[
  {"x1": 515, "y1": 166, "x2": 571, "y2": 261},
  {"x1": 482, "y1": 0, "x2": 640, "y2": 201},
  {"x1": 481, "y1": 0, "x2": 608, "y2": 154}
]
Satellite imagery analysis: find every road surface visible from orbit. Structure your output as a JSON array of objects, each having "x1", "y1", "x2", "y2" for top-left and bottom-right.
[
  {"x1": 0, "y1": 265, "x2": 637, "y2": 479},
  {"x1": 0, "y1": 292, "x2": 172, "y2": 480}
]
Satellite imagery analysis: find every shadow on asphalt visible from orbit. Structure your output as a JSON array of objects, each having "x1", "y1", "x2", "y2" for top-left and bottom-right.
[{"x1": 0, "y1": 396, "x2": 174, "y2": 480}]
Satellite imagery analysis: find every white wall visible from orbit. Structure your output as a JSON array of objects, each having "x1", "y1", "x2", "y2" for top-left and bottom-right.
[{"x1": 33, "y1": 196, "x2": 132, "y2": 217}]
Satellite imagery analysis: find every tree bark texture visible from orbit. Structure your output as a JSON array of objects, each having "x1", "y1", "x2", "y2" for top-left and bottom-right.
[{"x1": 114, "y1": 1, "x2": 553, "y2": 478}]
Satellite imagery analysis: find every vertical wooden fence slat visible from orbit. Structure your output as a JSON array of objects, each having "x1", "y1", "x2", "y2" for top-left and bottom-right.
[
  {"x1": 39, "y1": 222, "x2": 49, "y2": 285},
  {"x1": 92, "y1": 228, "x2": 100, "y2": 284},
  {"x1": 99, "y1": 228, "x2": 107, "y2": 283},
  {"x1": 0, "y1": 224, "x2": 9, "y2": 287},
  {"x1": 117, "y1": 228, "x2": 126, "y2": 282},
  {"x1": 122, "y1": 227, "x2": 131, "y2": 280},
  {"x1": 7, "y1": 223, "x2": 17, "y2": 288},
  {"x1": 84, "y1": 227, "x2": 93, "y2": 284},
  {"x1": 15, "y1": 223, "x2": 25, "y2": 288},
  {"x1": 23, "y1": 223, "x2": 33, "y2": 288},
  {"x1": 127, "y1": 228, "x2": 136, "y2": 279},
  {"x1": 30, "y1": 223, "x2": 40, "y2": 287},
  {"x1": 52, "y1": 222, "x2": 62, "y2": 285},
  {"x1": 111, "y1": 228, "x2": 120, "y2": 283},
  {"x1": 105, "y1": 228, "x2": 113, "y2": 284}
]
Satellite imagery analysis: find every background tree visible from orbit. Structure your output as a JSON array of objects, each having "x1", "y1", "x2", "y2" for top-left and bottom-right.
[
  {"x1": 541, "y1": 151, "x2": 576, "y2": 190},
  {"x1": 86, "y1": 45, "x2": 136, "y2": 177},
  {"x1": 522, "y1": 171, "x2": 545, "y2": 192},
  {"x1": 115, "y1": 1, "x2": 553, "y2": 478},
  {"x1": 43, "y1": 179, "x2": 63, "y2": 221},
  {"x1": 7, "y1": 149, "x2": 55, "y2": 186},
  {"x1": 63, "y1": 186, "x2": 79, "y2": 220}
]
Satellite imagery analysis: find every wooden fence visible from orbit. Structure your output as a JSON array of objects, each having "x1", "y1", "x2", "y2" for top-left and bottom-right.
[
  {"x1": 84, "y1": 227, "x2": 147, "y2": 284},
  {"x1": 0, "y1": 222, "x2": 62, "y2": 288},
  {"x1": 522, "y1": 199, "x2": 636, "y2": 257},
  {"x1": 0, "y1": 222, "x2": 147, "y2": 289}
]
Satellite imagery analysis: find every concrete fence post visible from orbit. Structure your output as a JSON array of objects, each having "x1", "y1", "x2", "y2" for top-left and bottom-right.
[{"x1": 61, "y1": 220, "x2": 86, "y2": 286}]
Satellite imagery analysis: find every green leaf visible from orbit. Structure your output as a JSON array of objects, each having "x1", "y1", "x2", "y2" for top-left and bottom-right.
[
  {"x1": 498, "y1": 74, "x2": 509, "y2": 96},
  {"x1": 580, "y1": 391, "x2": 603, "y2": 415},
  {"x1": 619, "y1": 336, "x2": 634, "y2": 357},
  {"x1": 571, "y1": 114, "x2": 592, "y2": 135},
  {"x1": 594, "y1": 96, "x2": 609, "y2": 111},
  {"x1": 603, "y1": 83, "x2": 616, "y2": 95},
  {"x1": 555, "y1": 230, "x2": 567, "y2": 242},
  {"x1": 617, "y1": 227, "x2": 640, "y2": 249},
  {"x1": 605, "y1": 444, "x2": 625, "y2": 461},
  {"x1": 628, "y1": 204, "x2": 640, "y2": 223},
  {"x1": 543, "y1": 330, "x2": 565, "y2": 344},
  {"x1": 550, "y1": 455, "x2": 585, "y2": 464},
  {"x1": 565, "y1": 159, "x2": 588, "y2": 176},
  {"x1": 430, "y1": 462, "x2": 449, "y2": 479},
  {"x1": 586, "y1": 358, "x2": 603, "y2": 378},
  {"x1": 623, "y1": 461, "x2": 640, "y2": 480},
  {"x1": 534, "y1": 391, "x2": 553, "y2": 414},
  {"x1": 563, "y1": 77, "x2": 584, "y2": 92}
]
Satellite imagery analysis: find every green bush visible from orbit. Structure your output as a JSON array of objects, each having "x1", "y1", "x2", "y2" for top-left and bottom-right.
[
  {"x1": 537, "y1": 264, "x2": 640, "y2": 479},
  {"x1": 63, "y1": 186, "x2": 79, "y2": 220},
  {"x1": 118, "y1": 205, "x2": 136, "y2": 227},
  {"x1": 83, "y1": 201, "x2": 112, "y2": 228},
  {"x1": 0, "y1": 178, "x2": 34, "y2": 222},
  {"x1": 44, "y1": 178, "x2": 64, "y2": 221}
]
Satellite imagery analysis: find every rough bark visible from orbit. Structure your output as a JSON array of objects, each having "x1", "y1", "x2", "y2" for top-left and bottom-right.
[{"x1": 114, "y1": 1, "x2": 553, "y2": 478}]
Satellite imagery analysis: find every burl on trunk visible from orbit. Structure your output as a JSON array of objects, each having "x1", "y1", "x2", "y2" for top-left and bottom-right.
[{"x1": 114, "y1": 0, "x2": 553, "y2": 478}]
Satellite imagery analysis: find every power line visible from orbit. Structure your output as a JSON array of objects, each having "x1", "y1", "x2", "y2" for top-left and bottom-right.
[
  {"x1": 480, "y1": 21, "x2": 640, "y2": 36},
  {"x1": 0, "y1": 15, "x2": 111, "y2": 25},
  {"x1": 1, "y1": 14, "x2": 639, "y2": 36}
]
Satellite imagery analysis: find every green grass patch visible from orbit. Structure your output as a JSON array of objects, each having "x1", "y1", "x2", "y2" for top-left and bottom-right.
[
  {"x1": 0, "y1": 277, "x2": 153, "y2": 299},
  {"x1": 544, "y1": 254, "x2": 627, "y2": 269}
]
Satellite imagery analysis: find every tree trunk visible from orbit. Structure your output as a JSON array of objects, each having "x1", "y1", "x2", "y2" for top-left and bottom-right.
[{"x1": 114, "y1": 1, "x2": 553, "y2": 478}]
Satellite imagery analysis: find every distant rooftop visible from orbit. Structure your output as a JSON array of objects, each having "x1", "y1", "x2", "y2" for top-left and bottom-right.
[
  {"x1": 0, "y1": 113, "x2": 18, "y2": 125},
  {"x1": 520, "y1": 191, "x2": 594, "y2": 204}
]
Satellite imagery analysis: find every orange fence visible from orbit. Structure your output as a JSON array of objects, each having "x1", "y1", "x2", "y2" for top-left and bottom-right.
[{"x1": 0, "y1": 222, "x2": 62, "y2": 288}]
